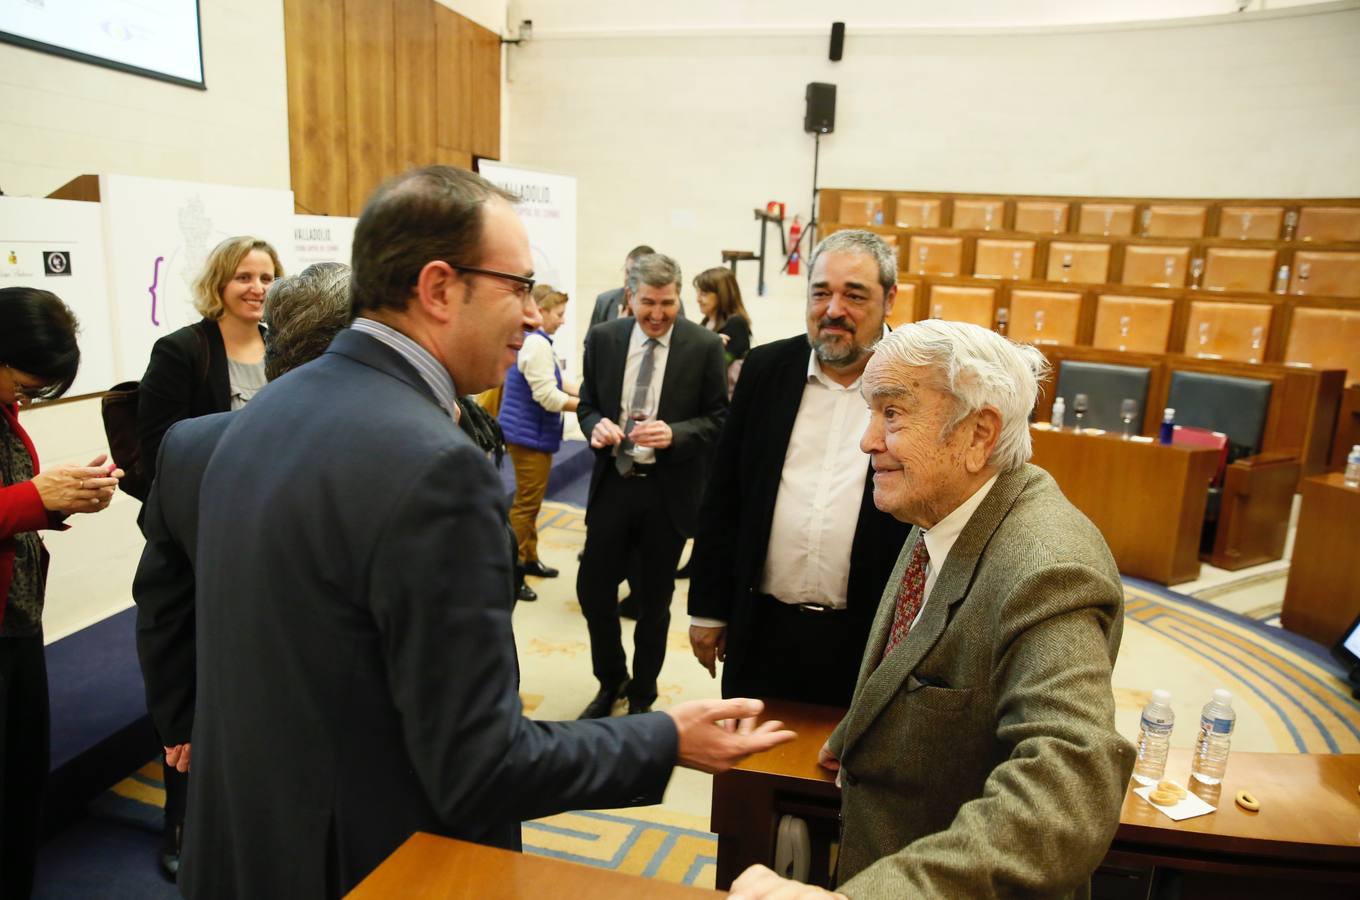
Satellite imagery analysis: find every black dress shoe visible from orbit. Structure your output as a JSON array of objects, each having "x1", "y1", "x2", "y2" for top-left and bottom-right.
[
  {"x1": 159, "y1": 825, "x2": 182, "y2": 882},
  {"x1": 516, "y1": 582, "x2": 538, "y2": 602},
  {"x1": 618, "y1": 595, "x2": 638, "y2": 620},
  {"x1": 675, "y1": 560, "x2": 692, "y2": 579},
  {"x1": 578, "y1": 678, "x2": 629, "y2": 719},
  {"x1": 628, "y1": 700, "x2": 653, "y2": 715},
  {"x1": 522, "y1": 560, "x2": 559, "y2": 578}
]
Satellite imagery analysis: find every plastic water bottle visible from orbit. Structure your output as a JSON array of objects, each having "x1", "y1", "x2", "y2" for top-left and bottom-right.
[
  {"x1": 1346, "y1": 445, "x2": 1360, "y2": 489},
  {"x1": 1274, "y1": 264, "x2": 1290, "y2": 294},
  {"x1": 1132, "y1": 689, "x2": 1175, "y2": 786},
  {"x1": 1158, "y1": 407, "x2": 1175, "y2": 445},
  {"x1": 1050, "y1": 397, "x2": 1066, "y2": 429},
  {"x1": 1190, "y1": 689, "x2": 1236, "y2": 785}
]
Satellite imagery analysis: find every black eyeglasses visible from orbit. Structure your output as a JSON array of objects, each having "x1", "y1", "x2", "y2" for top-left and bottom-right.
[{"x1": 449, "y1": 264, "x2": 536, "y2": 300}]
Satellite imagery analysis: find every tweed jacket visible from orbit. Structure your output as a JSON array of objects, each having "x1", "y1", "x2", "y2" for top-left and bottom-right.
[{"x1": 828, "y1": 464, "x2": 1135, "y2": 898}]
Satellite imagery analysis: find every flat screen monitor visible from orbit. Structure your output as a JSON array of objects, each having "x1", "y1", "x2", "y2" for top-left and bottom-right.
[{"x1": 0, "y1": 1, "x2": 204, "y2": 89}]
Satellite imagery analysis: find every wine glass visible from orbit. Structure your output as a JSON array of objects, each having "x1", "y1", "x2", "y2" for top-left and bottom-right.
[
  {"x1": 1052, "y1": 207, "x2": 1064, "y2": 233},
  {"x1": 1239, "y1": 212, "x2": 1253, "y2": 240},
  {"x1": 1249, "y1": 325, "x2": 1264, "y2": 363},
  {"x1": 931, "y1": 303, "x2": 944, "y2": 319},
  {"x1": 1119, "y1": 398, "x2": 1139, "y2": 439},
  {"x1": 918, "y1": 245, "x2": 929, "y2": 275},
  {"x1": 1033, "y1": 309, "x2": 1046, "y2": 340},
  {"x1": 1295, "y1": 262, "x2": 1311, "y2": 295},
  {"x1": 1163, "y1": 256, "x2": 1176, "y2": 286},
  {"x1": 1071, "y1": 393, "x2": 1089, "y2": 432},
  {"x1": 624, "y1": 383, "x2": 656, "y2": 457},
  {"x1": 1118, "y1": 315, "x2": 1132, "y2": 352},
  {"x1": 1060, "y1": 253, "x2": 1074, "y2": 283},
  {"x1": 1011, "y1": 249, "x2": 1024, "y2": 279},
  {"x1": 983, "y1": 205, "x2": 994, "y2": 230},
  {"x1": 1190, "y1": 257, "x2": 1205, "y2": 289},
  {"x1": 1141, "y1": 208, "x2": 1153, "y2": 236},
  {"x1": 1102, "y1": 208, "x2": 1114, "y2": 236},
  {"x1": 1197, "y1": 321, "x2": 1212, "y2": 353},
  {"x1": 995, "y1": 306, "x2": 1009, "y2": 335},
  {"x1": 1284, "y1": 210, "x2": 1298, "y2": 241}
]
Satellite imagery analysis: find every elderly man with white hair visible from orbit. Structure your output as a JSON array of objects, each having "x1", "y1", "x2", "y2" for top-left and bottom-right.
[{"x1": 732, "y1": 320, "x2": 1135, "y2": 899}]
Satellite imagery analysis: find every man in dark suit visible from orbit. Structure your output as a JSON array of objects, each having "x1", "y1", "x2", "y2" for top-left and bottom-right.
[
  {"x1": 576, "y1": 253, "x2": 728, "y2": 718},
  {"x1": 731, "y1": 320, "x2": 1133, "y2": 899},
  {"x1": 132, "y1": 262, "x2": 352, "y2": 881},
  {"x1": 588, "y1": 244, "x2": 653, "y2": 330},
  {"x1": 180, "y1": 168, "x2": 791, "y2": 899},
  {"x1": 688, "y1": 230, "x2": 911, "y2": 708}
]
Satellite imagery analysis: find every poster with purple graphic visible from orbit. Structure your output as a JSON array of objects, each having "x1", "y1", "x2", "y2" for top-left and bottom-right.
[
  {"x1": 0, "y1": 195, "x2": 115, "y2": 396},
  {"x1": 98, "y1": 173, "x2": 293, "y2": 382}
]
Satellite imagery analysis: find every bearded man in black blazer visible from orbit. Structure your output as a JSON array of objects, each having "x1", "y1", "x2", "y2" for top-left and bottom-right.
[
  {"x1": 687, "y1": 230, "x2": 912, "y2": 708},
  {"x1": 576, "y1": 253, "x2": 728, "y2": 718},
  {"x1": 180, "y1": 169, "x2": 790, "y2": 899}
]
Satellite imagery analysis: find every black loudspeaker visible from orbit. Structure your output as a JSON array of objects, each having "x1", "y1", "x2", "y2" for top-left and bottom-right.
[
  {"x1": 829, "y1": 22, "x2": 844, "y2": 61},
  {"x1": 804, "y1": 82, "x2": 836, "y2": 134}
]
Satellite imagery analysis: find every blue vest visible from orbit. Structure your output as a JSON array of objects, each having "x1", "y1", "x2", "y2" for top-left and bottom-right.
[{"x1": 499, "y1": 330, "x2": 564, "y2": 454}]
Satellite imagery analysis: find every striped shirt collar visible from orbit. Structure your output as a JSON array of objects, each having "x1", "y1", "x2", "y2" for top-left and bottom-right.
[{"x1": 350, "y1": 317, "x2": 460, "y2": 423}]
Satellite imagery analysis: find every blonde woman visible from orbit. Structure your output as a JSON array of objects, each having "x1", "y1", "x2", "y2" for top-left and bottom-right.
[
  {"x1": 137, "y1": 236, "x2": 282, "y2": 490},
  {"x1": 498, "y1": 284, "x2": 578, "y2": 601}
]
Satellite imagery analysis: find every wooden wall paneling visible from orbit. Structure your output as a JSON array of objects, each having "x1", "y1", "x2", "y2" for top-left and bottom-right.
[
  {"x1": 343, "y1": 0, "x2": 398, "y2": 214},
  {"x1": 436, "y1": 6, "x2": 474, "y2": 158},
  {"x1": 471, "y1": 26, "x2": 501, "y2": 159},
  {"x1": 394, "y1": 0, "x2": 437, "y2": 173},
  {"x1": 284, "y1": 0, "x2": 349, "y2": 215},
  {"x1": 434, "y1": 146, "x2": 474, "y2": 170}
]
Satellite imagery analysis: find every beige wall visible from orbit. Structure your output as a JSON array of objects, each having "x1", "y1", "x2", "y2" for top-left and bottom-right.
[{"x1": 504, "y1": 4, "x2": 1360, "y2": 354}]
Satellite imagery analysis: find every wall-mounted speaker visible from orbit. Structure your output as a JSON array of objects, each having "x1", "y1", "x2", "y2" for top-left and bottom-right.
[
  {"x1": 829, "y1": 22, "x2": 844, "y2": 61},
  {"x1": 804, "y1": 82, "x2": 836, "y2": 134}
]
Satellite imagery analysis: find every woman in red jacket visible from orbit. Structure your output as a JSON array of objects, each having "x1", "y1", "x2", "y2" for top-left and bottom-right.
[{"x1": 1, "y1": 287, "x2": 122, "y2": 898}]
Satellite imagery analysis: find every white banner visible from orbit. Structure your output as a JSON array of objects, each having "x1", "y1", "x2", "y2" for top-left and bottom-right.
[
  {"x1": 286, "y1": 215, "x2": 358, "y2": 274},
  {"x1": 98, "y1": 173, "x2": 294, "y2": 382},
  {"x1": 0, "y1": 196, "x2": 116, "y2": 396},
  {"x1": 478, "y1": 161, "x2": 579, "y2": 376}
]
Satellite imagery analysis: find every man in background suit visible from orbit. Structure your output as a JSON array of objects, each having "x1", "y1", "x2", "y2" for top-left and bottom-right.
[
  {"x1": 688, "y1": 230, "x2": 910, "y2": 707},
  {"x1": 131, "y1": 262, "x2": 352, "y2": 882},
  {"x1": 589, "y1": 244, "x2": 654, "y2": 330},
  {"x1": 576, "y1": 252, "x2": 728, "y2": 718},
  {"x1": 182, "y1": 168, "x2": 791, "y2": 898},
  {"x1": 731, "y1": 320, "x2": 1133, "y2": 899}
]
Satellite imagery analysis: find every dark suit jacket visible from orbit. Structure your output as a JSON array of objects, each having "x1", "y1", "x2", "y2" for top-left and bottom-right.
[
  {"x1": 131, "y1": 411, "x2": 233, "y2": 746},
  {"x1": 827, "y1": 466, "x2": 1134, "y2": 897},
  {"x1": 589, "y1": 287, "x2": 625, "y2": 330},
  {"x1": 137, "y1": 318, "x2": 263, "y2": 486},
  {"x1": 576, "y1": 317, "x2": 727, "y2": 537},
  {"x1": 181, "y1": 329, "x2": 679, "y2": 899},
  {"x1": 687, "y1": 334, "x2": 911, "y2": 652}
]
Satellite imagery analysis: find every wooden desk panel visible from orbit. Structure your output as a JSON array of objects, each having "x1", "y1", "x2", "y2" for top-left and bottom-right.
[
  {"x1": 1281, "y1": 473, "x2": 1360, "y2": 647},
  {"x1": 1029, "y1": 427, "x2": 1220, "y2": 585},
  {"x1": 350, "y1": 832, "x2": 723, "y2": 899},
  {"x1": 713, "y1": 702, "x2": 1360, "y2": 895},
  {"x1": 1331, "y1": 385, "x2": 1360, "y2": 469}
]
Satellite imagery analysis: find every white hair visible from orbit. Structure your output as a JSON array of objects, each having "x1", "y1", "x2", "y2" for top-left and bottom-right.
[{"x1": 870, "y1": 320, "x2": 1050, "y2": 473}]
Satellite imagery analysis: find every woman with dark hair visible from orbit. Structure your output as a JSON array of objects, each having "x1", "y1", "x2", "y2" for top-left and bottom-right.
[
  {"x1": 692, "y1": 267, "x2": 752, "y2": 393},
  {"x1": 1, "y1": 286, "x2": 121, "y2": 898},
  {"x1": 137, "y1": 235, "x2": 282, "y2": 488}
]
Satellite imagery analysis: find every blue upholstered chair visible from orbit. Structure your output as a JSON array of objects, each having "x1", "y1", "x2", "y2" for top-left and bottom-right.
[{"x1": 1054, "y1": 361, "x2": 1153, "y2": 433}]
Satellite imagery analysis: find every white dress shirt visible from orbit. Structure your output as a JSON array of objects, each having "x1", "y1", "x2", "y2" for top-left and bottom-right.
[
  {"x1": 517, "y1": 332, "x2": 572, "y2": 412},
  {"x1": 617, "y1": 320, "x2": 672, "y2": 464},
  {"x1": 911, "y1": 473, "x2": 1000, "y2": 628}
]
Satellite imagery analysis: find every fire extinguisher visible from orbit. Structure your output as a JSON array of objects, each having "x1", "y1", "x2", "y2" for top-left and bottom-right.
[{"x1": 787, "y1": 215, "x2": 803, "y2": 276}]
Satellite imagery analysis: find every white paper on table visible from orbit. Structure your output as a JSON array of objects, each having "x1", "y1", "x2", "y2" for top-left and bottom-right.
[{"x1": 1132, "y1": 784, "x2": 1217, "y2": 821}]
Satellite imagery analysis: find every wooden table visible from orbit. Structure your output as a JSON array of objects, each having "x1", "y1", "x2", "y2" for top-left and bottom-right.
[
  {"x1": 348, "y1": 832, "x2": 723, "y2": 899},
  {"x1": 1029, "y1": 425, "x2": 1220, "y2": 585},
  {"x1": 1281, "y1": 472, "x2": 1360, "y2": 647},
  {"x1": 713, "y1": 700, "x2": 1360, "y2": 896}
]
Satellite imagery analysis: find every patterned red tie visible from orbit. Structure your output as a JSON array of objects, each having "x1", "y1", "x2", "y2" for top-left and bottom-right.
[{"x1": 881, "y1": 538, "x2": 930, "y2": 661}]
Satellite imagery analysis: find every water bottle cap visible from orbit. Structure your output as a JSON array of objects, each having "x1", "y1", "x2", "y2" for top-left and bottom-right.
[
  {"x1": 1351, "y1": 444, "x2": 1360, "y2": 455},
  {"x1": 1151, "y1": 689, "x2": 1171, "y2": 703},
  {"x1": 1212, "y1": 688, "x2": 1233, "y2": 706}
]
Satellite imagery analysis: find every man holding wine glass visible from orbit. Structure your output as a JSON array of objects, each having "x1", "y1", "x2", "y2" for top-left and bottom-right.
[{"x1": 575, "y1": 253, "x2": 729, "y2": 718}]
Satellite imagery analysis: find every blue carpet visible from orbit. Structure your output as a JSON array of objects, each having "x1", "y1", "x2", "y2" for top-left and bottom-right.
[{"x1": 498, "y1": 439, "x2": 594, "y2": 508}]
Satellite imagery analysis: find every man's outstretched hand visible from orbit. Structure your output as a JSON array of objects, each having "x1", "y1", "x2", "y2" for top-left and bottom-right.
[{"x1": 666, "y1": 698, "x2": 795, "y2": 774}]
